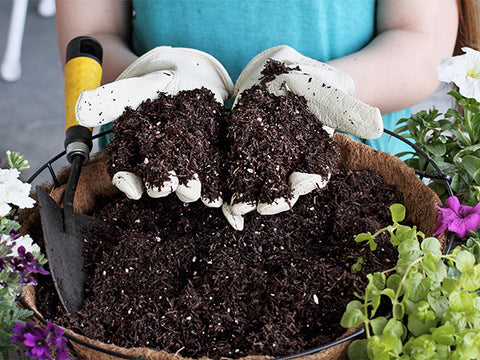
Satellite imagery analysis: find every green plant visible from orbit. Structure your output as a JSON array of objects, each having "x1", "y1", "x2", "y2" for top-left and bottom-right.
[
  {"x1": 0, "y1": 151, "x2": 69, "y2": 359},
  {"x1": 350, "y1": 256, "x2": 365, "y2": 274},
  {"x1": 462, "y1": 232, "x2": 480, "y2": 265},
  {"x1": 341, "y1": 203, "x2": 480, "y2": 359},
  {"x1": 395, "y1": 91, "x2": 480, "y2": 206}
]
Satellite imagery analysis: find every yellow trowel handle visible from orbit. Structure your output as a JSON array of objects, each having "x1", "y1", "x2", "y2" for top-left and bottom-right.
[{"x1": 64, "y1": 36, "x2": 103, "y2": 163}]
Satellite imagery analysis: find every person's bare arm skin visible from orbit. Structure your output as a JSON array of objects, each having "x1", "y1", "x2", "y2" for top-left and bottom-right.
[
  {"x1": 55, "y1": 0, "x2": 137, "y2": 84},
  {"x1": 328, "y1": 0, "x2": 459, "y2": 114}
]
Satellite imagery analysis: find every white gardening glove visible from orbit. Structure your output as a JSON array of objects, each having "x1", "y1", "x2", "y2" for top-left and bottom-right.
[
  {"x1": 75, "y1": 47, "x2": 234, "y2": 206},
  {"x1": 222, "y1": 45, "x2": 383, "y2": 230}
]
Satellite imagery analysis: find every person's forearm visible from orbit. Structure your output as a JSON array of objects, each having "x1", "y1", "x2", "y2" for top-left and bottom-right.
[
  {"x1": 327, "y1": 30, "x2": 451, "y2": 114},
  {"x1": 79, "y1": 33, "x2": 138, "y2": 84},
  {"x1": 55, "y1": 0, "x2": 137, "y2": 84},
  {"x1": 328, "y1": 0, "x2": 458, "y2": 114}
]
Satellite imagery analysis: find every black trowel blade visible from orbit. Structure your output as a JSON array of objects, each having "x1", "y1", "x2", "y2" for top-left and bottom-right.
[{"x1": 36, "y1": 186, "x2": 93, "y2": 314}]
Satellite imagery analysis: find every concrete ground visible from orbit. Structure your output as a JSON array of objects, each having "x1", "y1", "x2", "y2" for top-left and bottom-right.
[
  {"x1": 0, "y1": 0, "x2": 453, "y2": 186},
  {"x1": 0, "y1": 0, "x2": 66, "y2": 185}
]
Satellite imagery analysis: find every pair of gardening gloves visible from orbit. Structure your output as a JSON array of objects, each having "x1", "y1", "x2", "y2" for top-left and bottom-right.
[{"x1": 76, "y1": 45, "x2": 383, "y2": 230}]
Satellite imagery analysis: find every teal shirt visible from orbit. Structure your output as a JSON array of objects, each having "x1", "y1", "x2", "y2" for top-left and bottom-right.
[
  {"x1": 103, "y1": 0, "x2": 411, "y2": 155},
  {"x1": 132, "y1": 0, "x2": 376, "y2": 82}
]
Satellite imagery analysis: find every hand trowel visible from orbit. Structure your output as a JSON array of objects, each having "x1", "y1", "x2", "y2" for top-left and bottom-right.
[{"x1": 36, "y1": 36, "x2": 103, "y2": 314}]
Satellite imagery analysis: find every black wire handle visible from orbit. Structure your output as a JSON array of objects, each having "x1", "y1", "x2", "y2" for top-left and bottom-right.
[{"x1": 383, "y1": 129, "x2": 453, "y2": 197}]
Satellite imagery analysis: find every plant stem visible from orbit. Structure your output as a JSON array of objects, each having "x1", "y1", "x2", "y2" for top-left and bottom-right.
[
  {"x1": 464, "y1": 110, "x2": 474, "y2": 144},
  {"x1": 456, "y1": 118, "x2": 472, "y2": 147}
]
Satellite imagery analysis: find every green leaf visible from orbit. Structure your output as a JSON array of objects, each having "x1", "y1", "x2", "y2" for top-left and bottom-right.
[
  {"x1": 403, "y1": 334, "x2": 441, "y2": 359},
  {"x1": 384, "y1": 318, "x2": 406, "y2": 339},
  {"x1": 382, "y1": 333, "x2": 403, "y2": 354},
  {"x1": 395, "y1": 225, "x2": 421, "y2": 245},
  {"x1": 404, "y1": 298, "x2": 419, "y2": 316},
  {"x1": 348, "y1": 339, "x2": 369, "y2": 360},
  {"x1": 453, "y1": 143, "x2": 480, "y2": 160},
  {"x1": 393, "y1": 302, "x2": 405, "y2": 320},
  {"x1": 366, "y1": 334, "x2": 402, "y2": 358},
  {"x1": 450, "y1": 173, "x2": 462, "y2": 195},
  {"x1": 355, "y1": 232, "x2": 372, "y2": 243},
  {"x1": 442, "y1": 308, "x2": 468, "y2": 332},
  {"x1": 373, "y1": 272, "x2": 386, "y2": 291},
  {"x1": 427, "y1": 289, "x2": 449, "y2": 318},
  {"x1": 467, "y1": 297, "x2": 480, "y2": 327},
  {"x1": 407, "y1": 301, "x2": 439, "y2": 337},
  {"x1": 394, "y1": 123, "x2": 409, "y2": 133},
  {"x1": 410, "y1": 277, "x2": 433, "y2": 302},
  {"x1": 422, "y1": 254, "x2": 448, "y2": 283},
  {"x1": 460, "y1": 265, "x2": 480, "y2": 292},
  {"x1": 407, "y1": 313, "x2": 439, "y2": 338},
  {"x1": 370, "y1": 292, "x2": 382, "y2": 318},
  {"x1": 424, "y1": 143, "x2": 447, "y2": 157},
  {"x1": 398, "y1": 237, "x2": 422, "y2": 263},
  {"x1": 6, "y1": 150, "x2": 29, "y2": 171},
  {"x1": 387, "y1": 274, "x2": 404, "y2": 295},
  {"x1": 354, "y1": 232, "x2": 377, "y2": 251},
  {"x1": 380, "y1": 288, "x2": 396, "y2": 301},
  {"x1": 370, "y1": 317, "x2": 388, "y2": 336},
  {"x1": 474, "y1": 168, "x2": 480, "y2": 185},
  {"x1": 420, "y1": 237, "x2": 443, "y2": 256},
  {"x1": 397, "y1": 259, "x2": 417, "y2": 278},
  {"x1": 438, "y1": 119, "x2": 455, "y2": 131},
  {"x1": 449, "y1": 290, "x2": 474, "y2": 312},
  {"x1": 442, "y1": 277, "x2": 459, "y2": 295},
  {"x1": 455, "y1": 331, "x2": 480, "y2": 359},
  {"x1": 351, "y1": 261, "x2": 363, "y2": 274},
  {"x1": 345, "y1": 300, "x2": 363, "y2": 312},
  {"x1": 390, "y1": 203, "x2": 406, "y2": 223},
  {"x1": 431, "y1": 325, "x2": 455, "y2": 346},
  {"x1": 340, "y1": 308, "x2": 367, "y2": 328},
  {"x1": 463, "y1": 155, "x2": 480, "y2": 182}
]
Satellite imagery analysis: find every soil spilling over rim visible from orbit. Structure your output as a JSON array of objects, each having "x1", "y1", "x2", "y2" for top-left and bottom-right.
[{"x1": 37, "y1": 168, "x2": 402, "y2": 359}]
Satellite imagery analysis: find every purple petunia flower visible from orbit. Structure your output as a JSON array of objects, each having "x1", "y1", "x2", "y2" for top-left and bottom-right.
[
  {"x1": 11, "y1": 321, "x2": 71, "y2": 360},
  {"x1": 24, "y1": 329, "x2": 51, "y2": 359},
  {"x1": 11, "y1": 322, "x2": 38, "y2": 343},
  {"x1": 433, "y1": 196, "x2": 480, "y2": 238},
  {"x1": 9, "y1": 229, "x2": 20, "y2": 239},
  {"x1": 8, "y1": 246, "x2": 49, "y2": 285},
  {"x1": 45, "y1": 322, "x2": 70, "y2": 360}
]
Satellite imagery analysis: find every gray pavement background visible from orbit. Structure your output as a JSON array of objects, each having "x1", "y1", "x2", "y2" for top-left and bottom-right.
[
  {"x1": 0, "y1": 0, "x2": 452, "y2": 186},
  {"x1": 0, "y1": 0, "x2": 66, "y2": 185}
]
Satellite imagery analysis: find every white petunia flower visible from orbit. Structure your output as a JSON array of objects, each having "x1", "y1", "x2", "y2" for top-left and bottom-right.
[
  {"x1": 0, "y1": 168, "x2": 35, "y2": 216},
  {"x1": 438, "y1": 47, "x2": 480, "y2": 101},
  {"x1": 1, "y1": 233, "x2": 40, "y2": 255},
  {"x1": 12, "y1": 234, "x2": 41, "y2": 254},
  {"x1": 0, "y1": 201, "x2": 11, "y2": 217}
]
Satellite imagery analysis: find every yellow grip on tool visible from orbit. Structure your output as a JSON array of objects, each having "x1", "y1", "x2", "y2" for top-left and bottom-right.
[{"x1": 64, "y1": 56, "x2": 102, "y2": 133}]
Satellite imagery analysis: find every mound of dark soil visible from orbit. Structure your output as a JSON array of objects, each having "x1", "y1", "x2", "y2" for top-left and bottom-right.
[{"x1": 37, "y1": 168, "x2": 401, "y2": 359}]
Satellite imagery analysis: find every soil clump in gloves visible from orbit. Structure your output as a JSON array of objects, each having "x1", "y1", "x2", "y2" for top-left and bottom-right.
[
  {"x1": 106, "y1": 87, "x2": 228, "y2": 204},
  {"x1": 224, "y1": 59, "x2": 339, "y2": 207}
]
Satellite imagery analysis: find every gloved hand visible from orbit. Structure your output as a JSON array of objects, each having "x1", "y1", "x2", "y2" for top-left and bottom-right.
[
  {"x1": 75, "y1": 47, "x2": 234, "y2": 206},
  {"x1": 222, "y1": 45, "x2": 383, "y2": 230}
]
